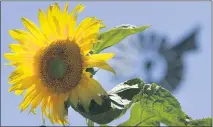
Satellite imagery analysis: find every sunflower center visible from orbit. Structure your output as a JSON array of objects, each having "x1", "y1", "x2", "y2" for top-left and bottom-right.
[
  {"x1": 48, "y1": 57, "x2": 67, "y2": 79},
  {"x1": 36, "y1": 39, "x2": 83, "y2": 93}
]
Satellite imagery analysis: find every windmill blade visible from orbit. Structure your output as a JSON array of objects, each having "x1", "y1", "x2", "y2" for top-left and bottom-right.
[{"x1": 171, "y1": 27, "x2": 200, "y2": 55}]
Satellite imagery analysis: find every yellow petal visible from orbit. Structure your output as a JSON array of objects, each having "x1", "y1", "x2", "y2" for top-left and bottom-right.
[
  {"x1": 84, "y1": 59, "x2": 115, "y2": 74},
  {"x1": 47, "y1": 96, "x2": 52, "y2": 115},
  {"x1": 4, "y1": 62, "x2": 17, "y2": 66},
  {"x1": 85, "y1": 73, "x2": 107, "y2": 95},
  {"x1": 9, "y1": 44, "x2": 24, "y2": 53},
  {"x1": 21, "y1": 17, "x2": 47, "y2": 45},
  {"x1": 76, "y1": 84, "x2": 91, "y2": 112},
  {"x1": 68, "y1": 4, "x2": 85, "y2": 37},
  {"x1": 70, "y1": 87, "x2": 79, "y2": 108},
  {"x1": 22, "y1": 84, "x2": 35, "y2": 100},
  {"x1": 75, "y1": 17, "x2": 102, "y2": 43},
  {"x1": 75, "y1": 17, "x2": 96, "y2": 36},
  {"x1": 80, "y1": 73, "x2": 106, "y2": 105},
  {"x1": 4, "y1": 52, "x2": 34, "y2": 63},
  {"x1": 49, "y1": 96, "x2": 59, "y2": 122},
  {"x1": 47, "y1": 5, "x2": 58, "y2": 36},
  {"x1": 9, "y1": 76, "x2": 35, "y2": 91},
  {"x1": 15, "y1": 90, "x2": 24, "y2": 95},
  {"x1": 63, "y1": 2, "x2": 69, "y2": 13},
  {"x1": 53, "y1": 3, "x2": 61, "y2": 12},
  {"x1": 38, "y1": 9, "x2": 53, "y2": 40},
  {"x1": 8, "y1": 67, "x2": 25, "y2": 84},
  {"x1": 19, "y1": 85, "x2": 36, "y2": 111},
  {"x1": 4, "y1": 53, "x2": 34, "y2": 76},
  {"x1": 53, "y1": 17, "x2": 61, "y2": 36},
  {"x1": 71, "y1": 4, "x2": 85, "y2": 14},
  {"x1": 21, "y1": 92, "x2": 40, "y2": 112},
  {"x1": 41, "y1": 96, "x2": 49, "y2": 124},
  {"x1": 9, "y1": 29, "x2": 40, "y2": 51},
  {"x1": 52, "y1": 97, "x2": 60, "y2": 120},
  {"x1": 80, "y1": 43, "x2": 93, "y2": 55},
  {"x1": 60, "y1": 3, "x2": 70, "y2": 36},
  {"x1": 51, "y1": 3, "x2": 62, "y2": 36},
  {"x1": 87, "y1": 53, "x2": 115, "y2": 61},
  {"x1": 31, "y1": 109, "x2": 37, "y2": 115},
  {"x1": 78, "y1": 33, "x2": 98, "y2": 45},
  {"x1": 54, "y1": 95, "x2": 65, "y2": 123},
  {"x1": 82, "y1": 20, "x2": 102, "y2": 39},
  {"x1": 29, "y1": 92, "x2": 43, "y2": 113}
]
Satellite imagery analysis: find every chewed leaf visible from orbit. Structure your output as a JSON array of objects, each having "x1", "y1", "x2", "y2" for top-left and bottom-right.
[
  {"x1": 186, "y1": 118, "x2": 212, "y2": 126},
  {"x1": 93, "y1": 25, "x2": 150, "y2": 53}
]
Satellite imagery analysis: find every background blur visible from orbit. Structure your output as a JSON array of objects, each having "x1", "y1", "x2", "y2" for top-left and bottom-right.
[{"x1": 1, "y1": 1, "x2": 211, "y2": 126}]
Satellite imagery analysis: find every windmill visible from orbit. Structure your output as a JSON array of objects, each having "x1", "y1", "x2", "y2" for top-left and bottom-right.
[{"x1": 111, "y1": 27, "x2": 200, "y2": 92}]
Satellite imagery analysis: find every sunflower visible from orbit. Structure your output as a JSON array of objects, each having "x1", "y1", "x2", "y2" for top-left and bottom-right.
[{"x1": 4, "y1": 3, "x2": 115, "y2": 125}]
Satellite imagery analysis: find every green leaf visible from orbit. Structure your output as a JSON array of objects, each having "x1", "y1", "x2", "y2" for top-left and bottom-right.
[
  {"x1": 93, "y1": 25, "x2": 150, "y2": 53},
  {"x1": 120, "y1": 103, "x2": 160, "y2": 126},
  {"x1": 187, "y1": 118, "x2": 212, "y2": 126},
  {"x1": 119, "y1": 83, "x2": 188, "y2": 126}
]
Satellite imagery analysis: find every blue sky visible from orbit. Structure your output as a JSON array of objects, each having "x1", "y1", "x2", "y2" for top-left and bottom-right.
[{"x1": 1, "y1": 1, "x2": 211, "y2": 126}]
